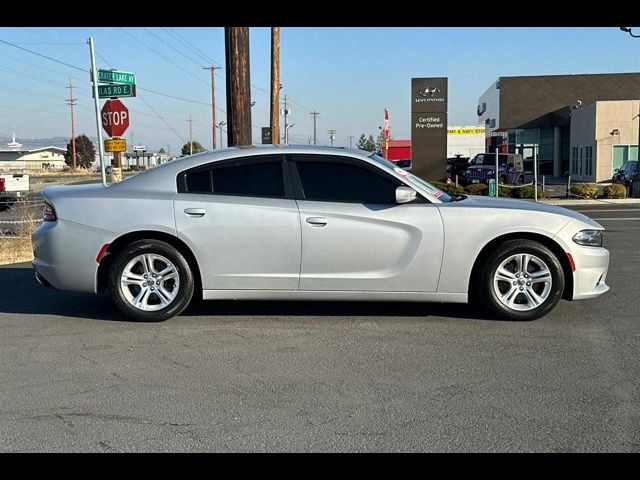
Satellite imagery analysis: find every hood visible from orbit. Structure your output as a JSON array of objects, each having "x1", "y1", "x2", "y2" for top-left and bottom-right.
[{"x1": 455, "y1": 195, "x2": 603, "y2": 228}]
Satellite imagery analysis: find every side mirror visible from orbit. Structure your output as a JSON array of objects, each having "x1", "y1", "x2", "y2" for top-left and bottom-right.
[{"x1": 396, "y1": 186, "x2": 417, "y2": 204}]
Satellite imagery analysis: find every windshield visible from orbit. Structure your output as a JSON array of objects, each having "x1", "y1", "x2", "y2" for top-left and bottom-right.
[
  {"x1": 368, "y1": 153, "x2": 454, "y2": 202},
  {"x1": 472, "y1": 153, "x2": 506, "y2": 166},
  {"x1": 623, "y1": 161, "x2": 638, "y2": 173}
]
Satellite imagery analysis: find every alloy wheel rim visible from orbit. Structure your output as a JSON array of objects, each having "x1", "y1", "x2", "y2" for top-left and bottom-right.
[
  {"x1": 493, "y1": 253, "x2": 552, "y2": 312},
  {"x1": 120, "y1": 254, "x2": 180, "y2": 311}
]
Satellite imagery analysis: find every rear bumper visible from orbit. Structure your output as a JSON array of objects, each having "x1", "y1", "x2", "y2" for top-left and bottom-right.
[{"x1": 31, "y1": 219, "x2": 111, "y2": 293}]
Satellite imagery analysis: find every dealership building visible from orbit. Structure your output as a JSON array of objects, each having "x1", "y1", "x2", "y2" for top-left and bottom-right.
[{"x1": 477, "y1": 73, "x2": 640, "y2": 181}]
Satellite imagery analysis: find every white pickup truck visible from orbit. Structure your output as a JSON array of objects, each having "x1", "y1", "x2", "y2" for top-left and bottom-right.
[{"x1": 0, "y1": 173, "x2": 30, "y2": 207}]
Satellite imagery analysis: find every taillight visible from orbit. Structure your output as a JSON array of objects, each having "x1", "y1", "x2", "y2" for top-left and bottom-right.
[
  {"x1": 0, "y1": 178, "x2": 5, "y2": 192},
  {"x1": 43, "y1": 202, "x2": 57, "y2": 222}
]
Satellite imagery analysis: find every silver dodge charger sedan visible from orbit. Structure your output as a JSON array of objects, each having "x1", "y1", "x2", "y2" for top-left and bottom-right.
[{"x1": 32, "y1": 145, "x2": 609, "y2": 321}]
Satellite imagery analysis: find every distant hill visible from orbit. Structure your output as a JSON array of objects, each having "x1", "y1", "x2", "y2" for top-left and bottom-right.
[{"x1": 0, "y1": 136, "x2": 98, "y2": 150}]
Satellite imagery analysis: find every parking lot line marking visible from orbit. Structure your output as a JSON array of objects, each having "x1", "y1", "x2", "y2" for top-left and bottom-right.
[{"x1": 577, "y1": 209, "x2": 640, "y2": 213}]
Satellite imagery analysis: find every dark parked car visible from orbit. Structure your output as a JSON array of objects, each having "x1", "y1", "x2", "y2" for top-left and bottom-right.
[
  {"x1": 446, "y1": 155, "x2": 470, "y2": 178},
  {"x1": 463, "y1": 153, "x2": 524, "y2": 186},
  {"x1": 612, "y1": 161, "x2": 638, "y2": 188}
]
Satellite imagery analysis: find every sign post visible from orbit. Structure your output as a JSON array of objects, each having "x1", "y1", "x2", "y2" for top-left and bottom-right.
[{"x1": 88, "y1": 38, "x2": 107, "y2": 187}]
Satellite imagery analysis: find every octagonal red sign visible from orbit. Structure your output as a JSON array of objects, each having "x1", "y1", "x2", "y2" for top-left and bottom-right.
[{"x1": 101, "y1": 99, "x2": 130, "y2": 137}]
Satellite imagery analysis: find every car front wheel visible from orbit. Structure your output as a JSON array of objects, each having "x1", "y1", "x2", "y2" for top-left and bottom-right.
[
  {"x1": 109, "y1": 239, "x2": 195, "y2": 321},
  {"x1": 477, "y1": 239, "x2": 565, "y2": 321}
]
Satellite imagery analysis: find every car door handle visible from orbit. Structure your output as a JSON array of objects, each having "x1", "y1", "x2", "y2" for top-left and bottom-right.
[
  {"x1": 184, "y1": 208, "x2": 206, "y2": 217},
  {"x1": 306, "y1": 216, "x2": 328, "y2": 227}
]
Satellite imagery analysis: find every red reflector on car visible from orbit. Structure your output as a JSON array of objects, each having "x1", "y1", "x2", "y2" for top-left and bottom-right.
[
  {"x1": 96, "y1": 243, "x2": 110, "y2": 263},
  {"x1": 566, "y1": 252, "x2": 576, "y2": 272}
]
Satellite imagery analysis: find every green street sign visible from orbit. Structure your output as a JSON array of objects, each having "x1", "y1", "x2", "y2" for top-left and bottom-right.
[
  {"x1": 97, "y1": 69, "x2": 136, "y2": 85},
  {"x1": 95, "y1": 84, "x2": 136, "y2": 99}
]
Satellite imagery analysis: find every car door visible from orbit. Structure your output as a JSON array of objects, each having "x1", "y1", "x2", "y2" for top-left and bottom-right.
[
  {"x1": 173, "y1": 154, "x2": 301, "y2": 291},
  {"x1": 289, "y1": 154, "x2": 444, "y2": 292}
]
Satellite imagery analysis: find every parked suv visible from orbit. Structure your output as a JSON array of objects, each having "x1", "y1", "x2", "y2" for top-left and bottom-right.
[
  {"x1": 463, "y1": 153, "x2": 524, "y2": 185},
  {"x1": 612, "y1": 161, "x2": 638, "y2": 188},
  {"x1": 446, "y1": 155, "x2": 470, "y2": 179}
]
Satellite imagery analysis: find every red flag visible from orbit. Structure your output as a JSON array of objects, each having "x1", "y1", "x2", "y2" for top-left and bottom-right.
[{"x1": 383, "y1": 108, "x2": 390, "y2": 142}]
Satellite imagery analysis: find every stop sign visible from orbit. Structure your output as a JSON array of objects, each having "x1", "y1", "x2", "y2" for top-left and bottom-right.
[{"x1": 101, "y1": 99, "x2": 130, "y2": 137}]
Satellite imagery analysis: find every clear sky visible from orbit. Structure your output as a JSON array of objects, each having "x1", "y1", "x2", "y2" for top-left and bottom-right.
[{"x1": 1, "y1": 27, "x2": 639, "y2": 153}]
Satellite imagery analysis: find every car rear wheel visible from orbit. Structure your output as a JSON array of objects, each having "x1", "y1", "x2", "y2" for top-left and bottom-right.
[
  {"x1": 476, "y1": 239, "x2": 564, "y2": 321},
  {"x1": 109, "y1": 239, "x2": 194, "y2": 321}
]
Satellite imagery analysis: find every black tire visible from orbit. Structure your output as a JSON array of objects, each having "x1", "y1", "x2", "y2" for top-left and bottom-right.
[
  {"x1": 108, "y1": 239, "x2": 195, "y2": 321},
  {"x1": 475, "y1": 239, "x2": 564, "y2": 321},
  {"x1": 499, "y1": 175, "x2": 507, "y2": 185}
]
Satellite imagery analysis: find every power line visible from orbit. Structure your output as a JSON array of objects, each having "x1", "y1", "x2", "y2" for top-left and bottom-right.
[
  {"x1": 164, "y1": 27, "x2": 222, "y2": 68},
  {"x1": 0, "y1": 38, "x2": 86, "y2": 72},
  {"x1": 144, "y1": 27, "x2": 207, "y2": 69},
  {"x1": 119, "y1": 28, "x2": 209, "y2": 87}
]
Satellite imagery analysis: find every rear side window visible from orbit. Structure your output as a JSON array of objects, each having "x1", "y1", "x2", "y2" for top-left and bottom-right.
[
  {"x1": 180, "y1": 156, "x2": 286, "y2": 198},
  {"x1": 185, "y1": 170, "x2": 211, "y2": 193},
  {"x1": 212, "y1": 161, "x2": 284, "y2": 197},
  {"x1": 294, "y1": 158, "x2": 398, "y2": 204}
]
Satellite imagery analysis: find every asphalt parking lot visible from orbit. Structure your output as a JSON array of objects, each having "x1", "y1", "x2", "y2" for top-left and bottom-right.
[{"x1": 1, "y1": 205, "x2": 639, "y2": 452}]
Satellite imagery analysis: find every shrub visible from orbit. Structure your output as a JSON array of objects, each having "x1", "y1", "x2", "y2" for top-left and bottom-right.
[
  {"x1": 432, "y1": 181, "x2": 465, "y2": 195},
  {"x1": 603, "y1": 183, "x2": 627, "y2": 199},
  {"x1": 570, "y1": 183, "x2": 599, "y2": 199},
  {"x1": 511, "y1": 185, "x2": 548, "y2": 199},
  {"x1": 498, "y1": 186, "x2": 513, "y2": 197},
  {"x1": 465, "y1": 183, "x2": 489, "y2": 195}
]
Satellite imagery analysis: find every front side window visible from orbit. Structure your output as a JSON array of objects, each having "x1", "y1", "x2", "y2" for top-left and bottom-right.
[{"x1": 293, "y1": 157, "x2": 398, "y2": 204}]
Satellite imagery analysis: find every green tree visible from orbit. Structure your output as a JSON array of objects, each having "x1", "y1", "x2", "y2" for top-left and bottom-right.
[
  {"x1": 65, "y1": 134, "x2": 95, "y2": 169},
  {"x1": 356, "y1": 134, "x2": 376, "y2": 152},
  {"x1": 181, "y1": 141, "x2": 206, "y2": 156}
]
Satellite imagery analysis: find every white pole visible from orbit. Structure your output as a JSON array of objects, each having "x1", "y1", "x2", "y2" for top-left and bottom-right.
[
  {"x1": 534, "y1": 144, "x2": 539, "y2": 202},
  {"x1": 495, "y1": 148, "x2": 499, "y2": 197},
  {"x1": 88, "y1": 37, "x2": 107, "y2": 187}
]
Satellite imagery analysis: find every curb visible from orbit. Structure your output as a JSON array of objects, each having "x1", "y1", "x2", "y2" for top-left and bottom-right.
[{"x1": 540, "y1": 199, "x2": 640, "y2": 206}]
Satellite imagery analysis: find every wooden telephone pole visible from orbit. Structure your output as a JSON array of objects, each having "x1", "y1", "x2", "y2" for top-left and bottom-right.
[
  {"x1": 270, "y1": 27, "x2": 280, "y2": 145},
  {"x1": 224, "y1": 27, "x2": 252, "y2": 146},
  {"x1": 65, "y1": 79, "x2": 77, "y2": 170},
  {"x1": 203, "y1": 66, "x2": 221, "y2": 149}
]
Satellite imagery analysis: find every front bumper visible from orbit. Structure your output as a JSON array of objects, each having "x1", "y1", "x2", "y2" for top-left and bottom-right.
[{"x1": 571, "y1": 245, "x2": 610, "y2": 300}]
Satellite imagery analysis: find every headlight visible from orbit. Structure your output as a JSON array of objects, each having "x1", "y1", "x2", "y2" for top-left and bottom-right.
[
  {"x1": 486, "y1": 170, "x2": 494, "y2": 176},
  {"x1": 572, "y1": 229, "x2": 603, "y2": 247}
]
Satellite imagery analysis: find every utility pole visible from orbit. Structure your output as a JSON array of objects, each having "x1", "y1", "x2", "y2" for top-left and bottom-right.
[
  {"x1": 203, "y1": 66, "x2": 221, "y2": 149},
  {"x1": 65, "y1": 79, "x2": 77, "y2": 170},
  {"x1": 225, "y1": 27, "x2": 252, "y2": 146},
  {"x1": 310, "y1": 111, "x2": 319, "y2": 145},
  {"x1": 348, "y1": 136, "x2": 354, "y2": 149},
  {"x1": 328, "y1": 129, "x2": 336, "y2": 146},
  {"x1": 282, "y1": 95, "x2": 289, "y2": 144},
  {"x1": 219, "y1": 121, "x2": 226, "y2": 148},
  {"x1": 270, "y1": 27, "x2": 280, "y2": 145},
  {"x1": 188, "y1": 116, "x2": 193, "y2": 155}
]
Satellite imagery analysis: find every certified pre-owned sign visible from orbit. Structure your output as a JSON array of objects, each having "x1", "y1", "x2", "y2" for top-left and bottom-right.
[{"x1": 411, "y1": 77, "x2": 448, "y2": 181}]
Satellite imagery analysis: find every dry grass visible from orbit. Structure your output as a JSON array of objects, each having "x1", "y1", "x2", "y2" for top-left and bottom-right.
[
  {"x1": 0, "y1": 202, "x2": 41, "y2": 265},
  {"x1": 0, "y1": 237, "x2": 33, "y2": 265}
]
